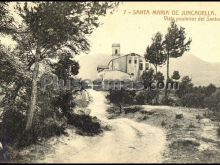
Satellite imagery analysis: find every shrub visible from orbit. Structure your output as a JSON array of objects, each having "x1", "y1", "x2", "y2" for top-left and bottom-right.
[
  {"x1": 176, "y1": 113, "x2": 184, "y2": 119},
  {"x1": 0, "y1": 108, "x2": 26, "y2": 146},
  {"x1": 67, "y1": 114, "x2": 102, "y2": 136},
  {"x1": 135, "y1": 90, "x2": 158, "y2": 105},
  {"x1": 204, "y1": 90, "x2": 220, "y2": 112},
  {"x1": 123, "y1": 106, "x2": 143, "y2": 114},
  {"x1": 181, "y1": 92, "x2": 205, "y2": 108},
  {"x1": 106, "y1": 89, "x2": 136, "y2": 112},
  {"x1": 161, "y1": 96, "x2": 175, "y2": 106},
  {"x1": 135, "y1": 91, "x2": 146, "y2": 105}
]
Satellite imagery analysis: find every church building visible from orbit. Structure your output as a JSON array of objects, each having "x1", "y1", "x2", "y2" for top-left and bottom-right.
[{"x1": 97, "y1": 43, "x2": 151, "y2": 81}]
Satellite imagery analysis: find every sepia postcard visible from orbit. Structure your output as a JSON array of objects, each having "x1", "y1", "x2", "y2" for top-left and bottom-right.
[{"x1": 0, "y1": 1, "x2": 220, "y2": 163}]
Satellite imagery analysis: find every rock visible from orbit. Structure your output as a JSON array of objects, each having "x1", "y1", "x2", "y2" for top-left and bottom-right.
[
  {"x1": 176, "y1": 113, "x2": 183, "y2": 119},
  {"x1": 199, "y1": 118, "x2": 211, "y2": 125}
]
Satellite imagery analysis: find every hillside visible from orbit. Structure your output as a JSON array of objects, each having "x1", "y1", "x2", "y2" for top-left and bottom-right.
[
  {"x1": 75, "y1": 53, "x2": 220, "y2": 87},
  {"x1": 159, "y1": 54, "x2": 220, "y2": 87}
]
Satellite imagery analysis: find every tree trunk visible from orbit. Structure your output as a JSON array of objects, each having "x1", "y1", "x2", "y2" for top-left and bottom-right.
[
  {"x1": 166, "y1": 53, "x2": 170, "y2": 80},
  {"x1": 25, "y1": 47, "x2": 41, "y2": 131},
  {"x1": 155, "y1": 65, "x2": 157, "y2": 75},
  {"x1": 154, "y1": 65, "x2": 159, "y2": 104},
  {"x1": 165, "y1": 53, "x2": 170, "y2": 103},
  {"x1": 118, "y1": 104, "x2": 122, "y2": 113}
]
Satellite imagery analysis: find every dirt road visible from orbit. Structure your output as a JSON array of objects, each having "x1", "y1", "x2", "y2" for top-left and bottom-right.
[{"x1": 38, "y1": 89, "x2": 166, "y2": 163}]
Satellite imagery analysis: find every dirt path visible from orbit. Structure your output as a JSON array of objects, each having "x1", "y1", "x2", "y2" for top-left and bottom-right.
[{"x1": 38, "y1": 89, "x2": 167, "y2": 163}]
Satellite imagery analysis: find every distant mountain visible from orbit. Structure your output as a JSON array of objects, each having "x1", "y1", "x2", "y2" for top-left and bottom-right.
[
  {"x1": 75, "y1": 53, "x2": 112, "y2": 80},
  {"x1": 76, "y1": 53, "x2": 220, "y2": 87},
  {"x1": 159, "y1": 54, "x2": 220, "y2": 87}
]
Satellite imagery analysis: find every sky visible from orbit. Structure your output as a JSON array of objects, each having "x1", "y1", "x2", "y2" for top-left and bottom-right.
[
  {"x1": 81, "y1": 2, "x2": 220, "y2": 63},
  {"x1": 1, "y1": 2, "x2": 220, "y2": 80}
]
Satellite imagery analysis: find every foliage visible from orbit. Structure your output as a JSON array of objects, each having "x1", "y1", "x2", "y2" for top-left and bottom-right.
[
  {"x1": 106, "y1": 89, "x2": 136, "y2": 113},
  {"x1": 161, "y1": 96, "x2": 175, "y2": 106},
  {"x1": 181, "y1": 92, "x2": 206, "y2": 108},
  {"x1": 172, "y1": 70, "x2": 181, "y2": 81},
  {"x1": 163, "y1": 21, "x2": 192, "y2": 60},
  {"x1": 163, "y1": 20, "x2": 192, "y2": 102},
  {"x1": 145, "y1": 32, "x2": 166, "y2": 73},
  {"x1": 135, "y1": 90, "x2": 158, "y2": 105},
  {"x1": 52, "y1": 52, "x2": 80, "y2": 80},
  {"x1": 11, "y1": 1, "x2": 119, "y2": 130},
  {"x1": 204, "y1": 90, "x2": 220, "y2": 112},
  {"x1": 176, "y1": 76, "x2": 194, "y2": 98},
  {"x1": 0, "y1": 2, "x2": 14, "y2": 34},
  {"x1": 0, "y1": 2, "x2": 118, "y2": 149},
  {"x1": 154, "y1": 71, "x2": 164, "y2": 82},
  {"x1": 204, "y1": 84, "x2": 217, "y2": 97},
  {"x1": 67, "y1": 114, "x2": 102, "y2": 136},
  {"x1": 141, "y1": 68, "x2": 154, "y2": 89},
  {"x1": 176, "y1": 78, "x2": 217, "y2": 108},
  {"x1": 123, "y1": 106, "x2": 143, "y2": 114}
]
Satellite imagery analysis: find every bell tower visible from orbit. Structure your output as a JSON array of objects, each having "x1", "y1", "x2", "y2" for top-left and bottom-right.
[{"x1": 112, "y1": 43, "x2": 120, "y2": 60}]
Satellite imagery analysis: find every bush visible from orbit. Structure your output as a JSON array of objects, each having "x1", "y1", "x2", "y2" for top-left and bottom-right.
[
  {"x1": 135, "y1": 90, "x2": 158, "y2": 105},
  {"x1": 0, "y1": 106, "x2": 67, "y2": 149},
  {"x1": 67, "y1": 114, "x2": 102, "y2": 136},
  {"x1": 135, "y1": 91, "x2": 146, "y2": 105},
  {"x1": 0, "y1": 108, "x2": 26, "y2": 146},
  {"x1": 204, "y1": 90, "x2": 220, "y2": 112},
  {"x1": 181, "y1": 92, "x2": 205, "y2": 108},
  {"x1": 176, "y1": 113, "x2": 184, "y2": 119},
  {"x1": 106, "y1": 89, "x2": 136, "y2": 112},
  {"x1": 161, "y1": 96, "x2": 175, "y2": 106},
  {"x1": 123, "y1": 106, "x2": 143, "y2": 114}
]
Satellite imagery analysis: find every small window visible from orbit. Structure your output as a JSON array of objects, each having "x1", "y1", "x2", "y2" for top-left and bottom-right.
[
  {"x1": 134, "y1": 57, "x2": 137, "y2": 64},
  {"x1": 139, "y1": 63, "x2": 143, "y2": 70},
  {"x1": 115, "y1": 49, "x2": 118, "y2": 55},
  {"x1": 129, "y1": 57, "x2": 132, "y2": 64}
]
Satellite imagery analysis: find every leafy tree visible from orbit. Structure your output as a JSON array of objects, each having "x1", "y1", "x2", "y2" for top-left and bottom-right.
[
  {"x1": 154, "y1": 71, "x2": 164, "y2": 82},
  {"x1": 163, "y1": 20, "x2": 192, "y2": 101},
  {"x1": 172, "y1": 70, "x2": 180, "y2": 81},
  {"x1": 176, "y1": 76, "x2": 193, "y2": 98},
  {"x1": 11, "y1": 2, "x2": 119, "y2": 130},
  {"x1": 0, "y1": 2, "x2": 14, "y2": 34},
  {"x1": 204, "y1": 90, "x2": 220, "y2": 111},
  {"x1": 163, "y1": 21, "x2": 192, "y2": 79},
  {"x1": 145, "y1": 32, "x2": 166, "y2": 74},
  {"x1": 51, "y1": 53, "x2": 80, "y2": 116},
  {"x1": 52, "y1": 52, "x2": 80, "y2": 81},
  {"x1": 106, "y1": 89, "x2": 136, "y2": 113},
  {"x1": 140, "y1": 68, "x2": 159, "y2": 104},
  {"x1": 181, "y1": 92, "x2": 205, "y2": 108},
  {"x1": 141, "y1": 68, "x2": 154, "y2": 89},
  {"x1": 204, "y1": 83, "x2": 217, "y2": 97}
]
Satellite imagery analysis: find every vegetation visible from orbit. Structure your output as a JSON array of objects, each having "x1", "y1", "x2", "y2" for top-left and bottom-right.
[
  {"x1": 106, "y1": 89, "x2": 136, "y2": 113},
  {"x1": 145, "y1": 32, "x2": 166, "y2": 74},
  {"x1": 0, "y1": 2, "x2": 119, "y2": 161},
  {"x1": 172, "y1": 71, "x2": 181, "y2": 81}
]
